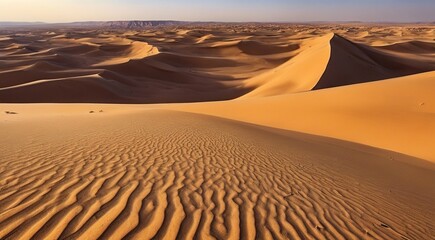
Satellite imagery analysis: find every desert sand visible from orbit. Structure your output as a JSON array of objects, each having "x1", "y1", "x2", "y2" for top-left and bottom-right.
[{"x1": 0, "y1": 23, "x2": 434, "y2": 239}]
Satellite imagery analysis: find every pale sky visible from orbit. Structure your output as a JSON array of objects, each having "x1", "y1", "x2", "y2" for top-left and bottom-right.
[{"x1": 0, "y1": 0, "x2": 433, "y2": 23}]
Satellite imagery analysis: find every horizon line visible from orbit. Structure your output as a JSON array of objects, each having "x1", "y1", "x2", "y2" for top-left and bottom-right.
[{"x1": 1, "y1": 19, "x2": 434, "y2": 24}]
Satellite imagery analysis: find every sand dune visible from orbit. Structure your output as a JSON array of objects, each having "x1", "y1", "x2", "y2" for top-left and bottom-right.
[
  {"x1": 1, "y1": 24, "x2": 434, "y2": 240},
  {"x1": 243, "y1": 33, "x2": 435, "y2": 97},
  {"x1": 1, "y1": 25, "x2": 433, "y2": 102},
  {"x1": 0, "y1": 28, "x2": 283, "y2": 103},
  {"x1": 314, "y1": 34, "x2": 434, "y2": 90},
  {"x1": 241, "y1": 33, "x2": 332, "y2": 97},
  {"x1": 0, "y1": 110, "x2": 433, "y2": 239},
  {"x1": 378, "y1": 40, "x2": 435, "y2": 54},
  {"x1": 168, "y1": 71, "x2": 435, "y2": 162}
]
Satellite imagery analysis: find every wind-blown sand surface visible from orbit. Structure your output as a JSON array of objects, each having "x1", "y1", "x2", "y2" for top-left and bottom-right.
[{"x1": 0, "y1": 23, "x2": 434, "y2": 239}]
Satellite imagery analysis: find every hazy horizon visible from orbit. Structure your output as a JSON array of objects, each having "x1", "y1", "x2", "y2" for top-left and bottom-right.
[
  {"x1": 0, "y1": 0, "x2": 433, "y2": 23},
  {"x1": 1, "y1": 20, "x2": 434, "y2": 25}
]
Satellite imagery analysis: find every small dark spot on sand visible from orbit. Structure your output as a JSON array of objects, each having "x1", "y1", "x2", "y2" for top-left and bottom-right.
[
  {"x1": 99, "y1": 110, "x2": 103, "y2": 113},
  {"x1": 5, "y1": 111, "x2": 17, "y2": 114},
  {"x1": 89, "y1": 111, "x2": 95, "y2": 113},
  {"x1": 380, "y1": 223, "x2": 390, "y2": 228}
]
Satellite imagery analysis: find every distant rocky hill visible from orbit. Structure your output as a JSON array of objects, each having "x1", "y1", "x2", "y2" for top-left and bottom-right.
[
  {"x1": 0, "y1": 21, "x2": 189, "y2": 29},
  {"x1": 1, "y1": 21, "x2": 433, "y2": 29},
  {"x1": 64, "y1": 21, "x2": 188, "y2": 28},
  {"x1": 0, "y1": 22, "x2": 45, "y2": 27}
]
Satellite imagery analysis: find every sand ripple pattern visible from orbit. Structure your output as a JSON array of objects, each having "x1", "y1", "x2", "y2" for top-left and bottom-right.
[{"x1": 0, "y1": 111, "x2": 433, "y2": 239}]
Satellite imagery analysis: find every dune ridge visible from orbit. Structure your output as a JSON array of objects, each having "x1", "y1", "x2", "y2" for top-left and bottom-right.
[
  {"x1": 313, "y1": 34, "x2": 435, "y2": 90},
  {"x1": 242, "y1": 33, "x2": 435, "y2": 97}
]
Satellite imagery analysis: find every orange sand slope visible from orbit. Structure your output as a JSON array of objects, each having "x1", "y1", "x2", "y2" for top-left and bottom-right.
[
  {"x1": 0, "y1": 110, "x2": 434, "y2": 239},
  {"x1": 167, "y1": 71, "x2": 435, "y2": 162},
  {"x1": 1, "y1": 24, "x2": 435, "y2": 239}
]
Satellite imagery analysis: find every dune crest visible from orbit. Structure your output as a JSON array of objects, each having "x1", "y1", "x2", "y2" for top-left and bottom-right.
[
  {"x1": 241, "y1": 33, "x2": 333, "y2": 97},
  {"x1": 313, "y1": 34, "x2": 435, "y2": 90},
  {"x1": 242, "y1": 33, "x2": 435, "y2": 97},
  {"x1": 91, "y1": 40, "x2": 159, "y2": 67}
]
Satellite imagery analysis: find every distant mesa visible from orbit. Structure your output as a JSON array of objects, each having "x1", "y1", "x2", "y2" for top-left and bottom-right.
[
  {"x1": 0, "y1": 21, "x2": 45, "y2": 27},
  {"x1": 0, "y1": 21, "x2": 187, "y2": 29},
  {"x1": 58, "y1": 21, "x2": 188, "y2": 29}
]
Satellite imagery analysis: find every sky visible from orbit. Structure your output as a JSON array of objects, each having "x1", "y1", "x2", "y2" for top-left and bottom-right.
[{"x1": 0, "y1": 0, "x2": 433, "y2": 23}]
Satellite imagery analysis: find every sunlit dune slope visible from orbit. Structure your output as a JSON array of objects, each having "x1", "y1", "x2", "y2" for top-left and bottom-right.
[
  {"x1": 0, "y1": 110, "x2": 433, "y2": 239},
  {"x1": 240, "y1": 33, "x2": 332, "y2": 97},
  {"x1": 167, "y1": 71, "x2": 435, "y2": 162}
]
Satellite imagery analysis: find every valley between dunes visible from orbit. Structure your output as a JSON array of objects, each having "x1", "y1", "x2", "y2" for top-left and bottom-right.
[{"x1": 0, "y1": 24, "x2": 434, "y2": 239}]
